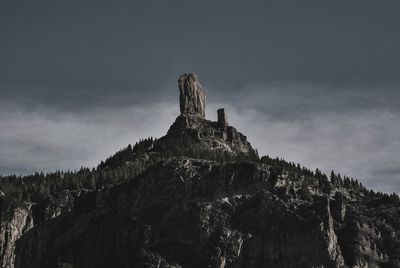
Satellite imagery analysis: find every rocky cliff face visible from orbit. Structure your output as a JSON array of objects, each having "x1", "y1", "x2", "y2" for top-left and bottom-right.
[
  {"x1": 0, "y1": 199, "x2": 33, "y2": 268},
  {"x1": 1, "y1": 74, "x2": 400, "y2": 268}
]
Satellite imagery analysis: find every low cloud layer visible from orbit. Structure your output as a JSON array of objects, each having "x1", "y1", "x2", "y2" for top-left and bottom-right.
[
  {"x1": 210, "y1": 82, "x2": 400, "y2": 193},
  {"x1": 0, "y1": 101, "x2": 178, "y2": 174},
  {"x1": 220, "y1": 103, "x2": 400, "y2": 193},
  {"x1": 1, "y1": 82, "x2": 399, "y2": 194}
]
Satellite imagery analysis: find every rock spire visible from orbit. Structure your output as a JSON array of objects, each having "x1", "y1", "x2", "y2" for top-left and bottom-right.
[
  {"x1": 217, "y1": 108, "x2": 228, "y2": 127},
  {"x1": 179, "y1": 73, "x2": 206, "y2": 118}
]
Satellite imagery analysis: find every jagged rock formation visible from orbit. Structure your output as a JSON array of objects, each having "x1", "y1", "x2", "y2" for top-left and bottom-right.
[
  {"x1": 1, "y1": 74, "x2": 400, "y2": 268},
  {"x1": 155, "y1": 74, "x2": 256, "y2": 158}
]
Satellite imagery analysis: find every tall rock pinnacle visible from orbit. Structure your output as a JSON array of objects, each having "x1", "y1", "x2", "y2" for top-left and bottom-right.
[{"x1": 179, "y1": 73, "x2": 206, "y2": 118}]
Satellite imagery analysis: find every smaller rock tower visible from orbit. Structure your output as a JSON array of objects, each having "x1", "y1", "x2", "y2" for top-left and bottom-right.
[{"x1": 217, "y1": 108, "x2": 229, "y2": 127}]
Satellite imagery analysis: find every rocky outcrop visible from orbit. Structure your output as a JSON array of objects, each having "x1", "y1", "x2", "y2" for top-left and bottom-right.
[
  {"x1": 0, "y1": 190, "x2": 82, "y2": 268},
  {"x1": 155, "y1": 114, "x2": 255, "y2": 158},
  {"x1": 0, "y1": 199, "x2": 33, "y2": 268},
  {"x1": 155, "y1": 74, "x2": 256, "y2": 158},
  {"x1": 179, "y1": 73, "x2": 206, "y2": 118}
]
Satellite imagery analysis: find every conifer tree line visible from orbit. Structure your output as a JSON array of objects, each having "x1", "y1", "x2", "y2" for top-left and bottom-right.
[
  {"x1": 0, "y1": 137, "x2": 398, "y2": 204},
  {"x1": 0, "y1": 138, "x2": 157, "y2": 202}
]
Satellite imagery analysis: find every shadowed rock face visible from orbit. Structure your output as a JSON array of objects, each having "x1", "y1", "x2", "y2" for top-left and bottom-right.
[
  {"x1": 0, "y1": 199, "x2": 33, "y2": 268},
  {"x1": 8, "y1": 158, "x2": 400, "y2": 268},
  {"x1": 179, "y1": 73, "x2": 206, "y2": 118},
  {"x1": 218, "y1": 108, "x2": 229, "y2": 127}
]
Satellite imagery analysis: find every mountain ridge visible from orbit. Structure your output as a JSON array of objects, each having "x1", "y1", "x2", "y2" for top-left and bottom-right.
[{"x1": 1, "y1": 74, "x2": 400, "y2": 268}]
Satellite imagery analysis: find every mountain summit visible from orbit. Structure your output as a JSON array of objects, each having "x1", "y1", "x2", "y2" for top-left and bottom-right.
[
  {"x1": 155, "y1": 73, "x2": 256, "y2": 159},
  {"x1": 1, "y1": 74, "x2": 400, "y2": 268}
]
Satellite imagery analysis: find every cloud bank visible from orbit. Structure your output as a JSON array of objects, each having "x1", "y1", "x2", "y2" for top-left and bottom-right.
[
  {"x1": 1, "y1": 81, "x2": 399, "y2": 194},
  {"x1": 0, "y1": 101, "x2": 177, "y2": 175}
]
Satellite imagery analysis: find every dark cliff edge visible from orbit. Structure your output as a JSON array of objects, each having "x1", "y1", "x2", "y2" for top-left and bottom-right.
[{"x1": 1, "y1": 74, "x2": 400, "y2": 268}]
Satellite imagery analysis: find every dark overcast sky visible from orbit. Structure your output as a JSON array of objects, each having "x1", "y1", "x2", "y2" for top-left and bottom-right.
[{"x1": 1, "y1": 0, "x2": 400, "y2": 192}]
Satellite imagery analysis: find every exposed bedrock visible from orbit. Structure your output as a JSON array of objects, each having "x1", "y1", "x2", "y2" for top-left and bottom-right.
[{"x1": 179, "y1": 73, "x2": 206, "y2": 118}]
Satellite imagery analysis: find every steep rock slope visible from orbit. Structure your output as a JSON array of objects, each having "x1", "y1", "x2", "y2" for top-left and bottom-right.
[
  {"x1": 0, "y1": 199, "x2": 33, "y2": 268},
  {"x1": 11, "y1": 158, "x2": 400, "y2": 267}
]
